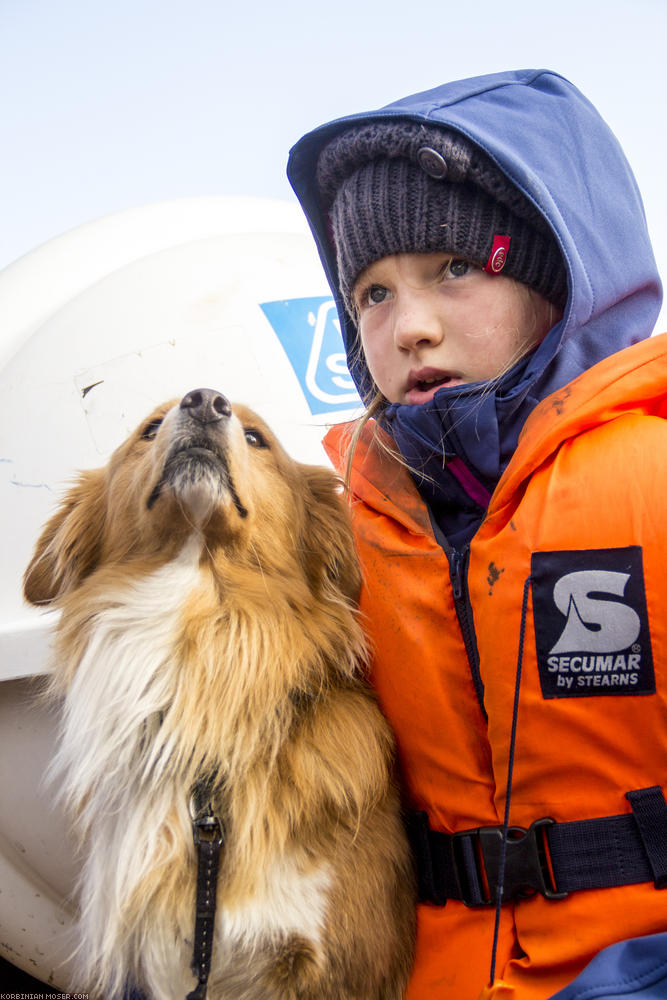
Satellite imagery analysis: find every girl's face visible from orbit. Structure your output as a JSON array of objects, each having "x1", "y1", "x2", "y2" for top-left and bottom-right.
[{"x1": 353, "y1": 252, "x2": 559, "y2": 405}]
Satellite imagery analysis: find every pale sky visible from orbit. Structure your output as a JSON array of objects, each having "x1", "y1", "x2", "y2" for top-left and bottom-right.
[{"x1": 2, "y1": 0, "x2": 666, "y2": 326}]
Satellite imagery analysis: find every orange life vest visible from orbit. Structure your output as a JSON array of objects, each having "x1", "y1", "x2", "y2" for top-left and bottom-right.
[{"x1": 324, "y1": 333, "x2": 667, "y2": 1000}]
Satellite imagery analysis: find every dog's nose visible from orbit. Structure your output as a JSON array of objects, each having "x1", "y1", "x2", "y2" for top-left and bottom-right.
[{"x1": 180, "y1": 388, "x2": 232, "y2": 424}]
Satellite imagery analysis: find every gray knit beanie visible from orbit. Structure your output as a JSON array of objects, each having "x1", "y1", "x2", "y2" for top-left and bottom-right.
[{"x1": 316, "y1": 121, "x2": 567, "y2": 315}]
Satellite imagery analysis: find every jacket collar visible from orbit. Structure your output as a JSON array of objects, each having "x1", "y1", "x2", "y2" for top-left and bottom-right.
[
  {"x1": 323, "y1": 421, "x2": 435, "y2": 541},
  {"x1": 489, "y1": 332, "x2": 667, "y2": 520}
]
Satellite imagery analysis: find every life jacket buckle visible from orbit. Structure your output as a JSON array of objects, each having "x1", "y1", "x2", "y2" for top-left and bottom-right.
[{"x1": 453, "y1": 817, "x2": 569, "y2": 906}]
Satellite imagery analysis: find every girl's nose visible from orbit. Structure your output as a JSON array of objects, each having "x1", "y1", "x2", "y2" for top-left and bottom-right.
[{"x1": 393, "y1": 290, "x2": 443, "y2": 352}]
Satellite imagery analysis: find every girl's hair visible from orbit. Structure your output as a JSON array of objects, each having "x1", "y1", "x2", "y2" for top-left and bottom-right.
[{"x1": 343, "y1": 390, "x2": 389, "y2": 489}]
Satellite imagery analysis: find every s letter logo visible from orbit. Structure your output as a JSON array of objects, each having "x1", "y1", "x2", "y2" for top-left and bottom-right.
[
  {"x1": 531, "y1": 548, "x2": 654, "y2": 699},
  {"x1": 260, "y1": 297, "x2": 361, "y2": 417},
  {"x1": 550, "y1": 570, "x2": 641, "y2": 654}
]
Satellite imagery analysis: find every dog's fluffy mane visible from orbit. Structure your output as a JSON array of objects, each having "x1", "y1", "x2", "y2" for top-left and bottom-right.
[{"x1": 24, "y1": 396, "x2": 413, "y2": 999}]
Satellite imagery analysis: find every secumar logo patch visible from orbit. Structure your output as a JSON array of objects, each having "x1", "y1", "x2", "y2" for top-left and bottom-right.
[{"x1": 531, "y1": 547, "x2": 655, "y2": 699}]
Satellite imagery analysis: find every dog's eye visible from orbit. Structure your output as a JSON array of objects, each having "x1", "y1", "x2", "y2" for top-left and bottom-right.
[
  {"x1": 244, "y1": 428, "x2": 269, "y2": 449},
  {"x1": 140, "y1": 417, "x2": 164, "y2": 441}
]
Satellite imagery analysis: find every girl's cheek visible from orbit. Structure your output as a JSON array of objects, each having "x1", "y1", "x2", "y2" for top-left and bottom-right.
[{"x1": 358, "y1": 321, "x2": 379, "y2": 366}]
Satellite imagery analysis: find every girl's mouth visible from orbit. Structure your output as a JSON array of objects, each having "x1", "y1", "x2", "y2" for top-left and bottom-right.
[{"x1": 405, "y1": 370, "x2": 461, "y2": 404}]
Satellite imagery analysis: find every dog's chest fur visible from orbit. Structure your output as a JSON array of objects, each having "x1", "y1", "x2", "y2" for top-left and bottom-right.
[
  {"x1": 55, "y1": 538, "x2": 333, "y2": 998},
  {"x1": 62, "y1": 540, "x2": 202, "y2": 750}
]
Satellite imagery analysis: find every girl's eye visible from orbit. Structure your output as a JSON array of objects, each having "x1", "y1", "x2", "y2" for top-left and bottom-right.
[
  {"x1": 367, "y1": 284, "x2": 390, "y2": 305},
  {"x1": 244, "y1": 428, "x2": 269, "y2": 449},
  {"x1": 445, "y1": 258, "x2": 471, "y2": 279},
  {"x1": 140, "y1": 417, "x2": 163, "y2": 441}
]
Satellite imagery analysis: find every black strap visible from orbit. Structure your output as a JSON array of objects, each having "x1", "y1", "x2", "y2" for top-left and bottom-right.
[
  {"x1": 186, "y1": 792, "x2": 225, "y2": 1000},
  {"x1": 626, "y1": 785, "x2": 667, "y2": 888},
  {"x1": 545, "y1": 813, "x2": 653, "y2": 892},
  {"x1": 406, "y1": 786, "x2": 667, "y2": 907}
]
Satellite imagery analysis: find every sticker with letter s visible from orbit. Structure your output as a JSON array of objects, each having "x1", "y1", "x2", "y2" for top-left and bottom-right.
[{"x1": 260, "y1": 297, "x2": 361, "y2": 416}]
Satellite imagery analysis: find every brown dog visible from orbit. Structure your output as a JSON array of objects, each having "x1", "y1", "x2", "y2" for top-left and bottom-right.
[{"x1": 24, "y1": 388, "x2": 415, "y2": 1000}]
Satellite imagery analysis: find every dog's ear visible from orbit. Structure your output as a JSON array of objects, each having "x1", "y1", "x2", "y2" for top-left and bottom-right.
[
  {"x1": 24, "y1": 469, "x2": 107, "y2": 606},
  {"x1": 300, "y1": 466, "x2": 361, "y2": 605}
]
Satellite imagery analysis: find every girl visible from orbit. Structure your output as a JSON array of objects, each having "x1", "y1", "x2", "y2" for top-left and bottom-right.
[{"x1": 287, "y1": 69, "x2": 667, "y2": 999}]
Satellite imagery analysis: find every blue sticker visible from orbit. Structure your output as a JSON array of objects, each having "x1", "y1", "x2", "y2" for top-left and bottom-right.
[{"x1": 260, "y1": 297, "x2": 361, "y2": 416}]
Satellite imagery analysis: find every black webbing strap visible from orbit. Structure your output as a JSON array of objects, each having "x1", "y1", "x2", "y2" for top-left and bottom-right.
[
  {"x1": 406, "y1": 809, "x2": 461, "y2": 905},
  {"x1": 186, "y1": 791, "x2": 225, "y2": 1000},
  {"x1": 406, "y1": 786, "x2": 667, "y2": 907},
  {"x1": 626, "y1": 785, "x2": 667, "y2": 888},
  {"x1": 545, "y1": 813, "x2": 652, "y2": 892}
]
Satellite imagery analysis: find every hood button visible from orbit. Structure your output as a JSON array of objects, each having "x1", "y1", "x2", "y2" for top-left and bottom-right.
[{"x1": 417, "y1": 146, "x2": 448, "y2": 180}]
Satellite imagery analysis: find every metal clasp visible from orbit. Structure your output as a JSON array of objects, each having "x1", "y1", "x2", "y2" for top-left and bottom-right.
[
  {"x1": 189, "y1": 786, "x2": 224, "y2": 847},
  {"x1": 192, "y1": 814, "x2": 224, "y2": 847},
  {"x1": 453, "y1": 817, "x2": 568, "y2": 906}
]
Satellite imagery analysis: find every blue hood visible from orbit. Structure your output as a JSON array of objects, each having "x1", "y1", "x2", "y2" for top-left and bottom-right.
[{"x1": 288, "y1": 69, "x2": 662, "y2": 546}]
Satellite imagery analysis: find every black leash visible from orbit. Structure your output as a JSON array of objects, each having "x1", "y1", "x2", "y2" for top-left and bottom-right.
[
  {"x1": 489, "y1": 574, "x2": 531, "y2": 985},
  {"x1": 186, "y1": 782, "x2": 225, "y2": 1000}
]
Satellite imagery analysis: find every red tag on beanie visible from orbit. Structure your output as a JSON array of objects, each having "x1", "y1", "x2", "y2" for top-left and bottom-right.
[{"x1": 484, "y1": 235, "x2": 510, "y2": 274}]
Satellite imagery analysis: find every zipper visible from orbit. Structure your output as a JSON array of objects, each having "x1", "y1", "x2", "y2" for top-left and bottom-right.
[
  {"x1": 449, "y1": 546, "x2": 487, "y2": 721},
  {"x1": 424, "y1": 507, "x2": 487, "y2": 722}
]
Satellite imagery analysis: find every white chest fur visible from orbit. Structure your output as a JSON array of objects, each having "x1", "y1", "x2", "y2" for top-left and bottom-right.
[
  {"x1": 221, "y1": 853, "x2": 331, "y2": 950},
  {"x1": 55, "y1": 538, "x2": 205, "y2": 802},
  {"x1": 55, "y1": 539, "x2": 332, "y2": 997}
]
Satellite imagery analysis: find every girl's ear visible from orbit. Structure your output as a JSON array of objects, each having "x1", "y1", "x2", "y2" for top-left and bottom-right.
[
  {"x1": 23, "y1": 469, "x2": 107, "y2": 606},
  {"x1": 299, "y1": 465, "x2": 361, "y2": 606}
]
